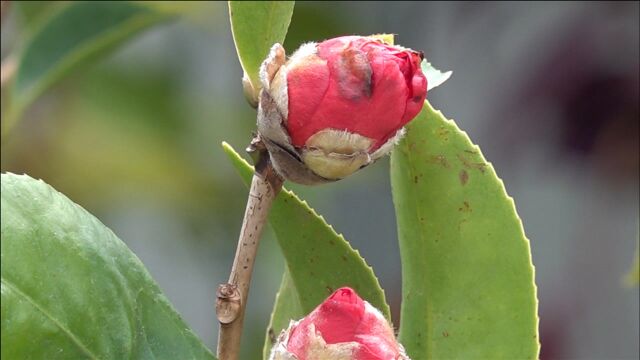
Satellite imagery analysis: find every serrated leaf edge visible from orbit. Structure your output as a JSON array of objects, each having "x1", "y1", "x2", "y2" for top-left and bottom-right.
[{"x1": 393, "y1": 102, "x2": 540, "y2": 357}]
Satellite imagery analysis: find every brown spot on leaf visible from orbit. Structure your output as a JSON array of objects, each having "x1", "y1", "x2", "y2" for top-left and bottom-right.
[
  {"x1": 429, "y1": 155, "x2": 450, "y2": 168},
  {"x1": 443, "y1": 330, "x2": 449, "y2": 337},
  {"x1": 457, "y1": 154, "x2": 486, "y2": 173},
  {"x1": 459, "y1": 170, "x2": 469, "y2": 185},
  {"x1": 458, "y1": 201, "x2": 472, "y2": 212},
  {"x1": 437, "y1": 126, "x2": 450, "y2": 141}
]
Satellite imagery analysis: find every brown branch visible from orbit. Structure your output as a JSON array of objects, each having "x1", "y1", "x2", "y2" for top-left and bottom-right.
[{"x1": 216, "y1": 137, "x2": 283, "y2": 360}]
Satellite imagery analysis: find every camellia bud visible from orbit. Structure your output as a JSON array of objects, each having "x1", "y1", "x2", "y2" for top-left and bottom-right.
[
  {"x1": 257, "y1": 36, "x2": 427, "y2": 185},
  {"x1": 269, "y1": 287, "x2": 410, "y2": 360}
]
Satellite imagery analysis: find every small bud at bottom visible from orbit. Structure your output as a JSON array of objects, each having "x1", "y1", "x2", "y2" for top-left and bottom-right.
[{"x1": 269, "y1": 287, "x2": 411, "y2": 360}]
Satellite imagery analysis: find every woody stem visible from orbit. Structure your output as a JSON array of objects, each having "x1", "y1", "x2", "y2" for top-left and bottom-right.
[{"x1": 216, "y1": 139, "x2": 283, "y2": 360}]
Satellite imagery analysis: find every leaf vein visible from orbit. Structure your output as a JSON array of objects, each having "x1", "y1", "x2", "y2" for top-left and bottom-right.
[{"x1": 1, "y1": 277, "x2": 100, "y2": 360}]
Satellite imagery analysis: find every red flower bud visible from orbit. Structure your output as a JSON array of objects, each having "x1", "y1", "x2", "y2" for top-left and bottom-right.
[
  {"x1": 257, "y1": 36, "x2": 427, "y2": 185},
  {"x1": 269, "y1": 287, "x2": 410, "y2": 360}
]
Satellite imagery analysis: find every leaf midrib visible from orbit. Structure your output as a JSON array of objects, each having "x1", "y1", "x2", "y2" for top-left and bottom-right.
[{"x1": 1, "y1": 277, "x2": 99, "y2": 360}]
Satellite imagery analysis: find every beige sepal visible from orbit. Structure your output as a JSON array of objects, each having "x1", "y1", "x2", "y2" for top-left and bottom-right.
[
  {"x1": 269, "y1": 321, "x2": 359, "y2": 360},
  {"x1": 302, "y1": 129, "x2": 374, "y2": 180}
]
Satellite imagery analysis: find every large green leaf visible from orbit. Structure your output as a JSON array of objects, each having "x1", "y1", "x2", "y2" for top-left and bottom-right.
[
  {"x1": 5, "y1": 1, "x2": 172, "y2": 135},
  {"x1": 0, "y1": 173, "x2": 214, "y2": 359},
  {"x1": 228, "y1": 1, "x2": 294, "y2": 94},
  {"x1": 390, "y1": 101, "x2": 539, "y2": 359},
  {"x1": 221, "y1": 143, "x2": 390, "y2": 358}
]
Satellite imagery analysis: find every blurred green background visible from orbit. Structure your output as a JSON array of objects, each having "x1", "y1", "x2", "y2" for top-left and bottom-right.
[{"x1": 1, "y1": 2, "x2": 638, "y2": 359}]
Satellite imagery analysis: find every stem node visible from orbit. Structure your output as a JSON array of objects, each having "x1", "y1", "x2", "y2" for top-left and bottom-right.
[{"x1": 216, "y1": 283, "x2": 241, "y2": 324}]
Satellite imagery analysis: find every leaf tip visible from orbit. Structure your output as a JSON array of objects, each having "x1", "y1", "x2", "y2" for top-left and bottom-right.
[{"x1": 221, "y1": 141, "x2": 240, "y2": 161}]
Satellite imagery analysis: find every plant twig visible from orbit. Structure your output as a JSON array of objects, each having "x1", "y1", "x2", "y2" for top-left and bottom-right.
[{"x1": 216, "y1": 136, "x2": 283, "y2": 360}]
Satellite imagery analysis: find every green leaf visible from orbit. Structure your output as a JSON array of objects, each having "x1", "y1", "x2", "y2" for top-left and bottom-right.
[
  {"x1": 1, "y1": 173, "x2": 215, "y2": 359},
  {"x1": 421, "y1": 59, "x2": 452, "y2": 91},
  {"x1": 261, "y1": 270, "x2": 303, "y2": 359},
  {"x1": 221, "y1": 143, "x2": 390, "y2": 358},
  {"x1": 390, "y1": 101, "x2": 539, "y2": 359},
  {"x1": 5, "y1": 1, "x2": 172, "y2": 135},
  {"x1": 228, "y1": 1, "x2": 294, "y2": 94},
  {"x1": 13, "y1": 1, "x2": 65, "y2": 33}
]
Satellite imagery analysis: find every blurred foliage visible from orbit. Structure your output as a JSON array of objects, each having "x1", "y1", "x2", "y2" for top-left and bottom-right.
[
  {"x1": 13, "y1": 1, "x2": 66, "y2": 34},
  {"x1": 2, "y1": 65, "x2": 224, "y2": 217},
  {"x1": 5, "y1": 1, "x2": 174, "y2": 136}
]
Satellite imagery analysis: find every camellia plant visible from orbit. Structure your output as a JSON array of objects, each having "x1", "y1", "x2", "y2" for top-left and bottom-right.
[{"x1": 1, "y1": 2, "x2": 539, "y2": 360}]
